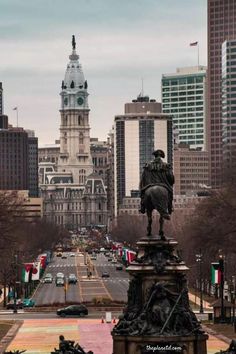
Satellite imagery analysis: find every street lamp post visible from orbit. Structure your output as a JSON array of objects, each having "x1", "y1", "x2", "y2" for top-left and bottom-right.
[
  {"x1": 13, "y1": 254, "x2": 18, "y2": 314},
  {"x1": 196, "y1": 250, "x2": 204, "y2": 314},
  {"x1": 219, "y1": 252, "x2": 225, "y2": 322}
]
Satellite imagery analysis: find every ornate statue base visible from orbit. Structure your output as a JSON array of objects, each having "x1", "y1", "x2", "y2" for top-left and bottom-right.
[{"x1": 112, "y1": 236, "x2": 208, "y2": 354}]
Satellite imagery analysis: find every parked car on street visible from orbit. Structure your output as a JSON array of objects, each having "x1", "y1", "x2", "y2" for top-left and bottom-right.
[
  {"x1": 23, "y1": 298, "x2": 35, "y2": 307},
  {"x1": 57, "y1": 304, "x2": 88, "y2": 317},
  {"x1": 68, "y1": 274, "x2": 77, "y2": 284},
  {"x1": 61, "y1": 253, "x2": 67, "y2": 259},
  {"x1": 6, "y1": 299, "x2": 23, "y2": 309},
  {"x1": 70, "y1": 252, "x2": 75, "y2": 257}
]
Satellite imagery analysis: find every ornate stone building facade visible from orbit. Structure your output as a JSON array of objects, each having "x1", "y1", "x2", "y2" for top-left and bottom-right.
[{"x1": 40, "y1": 37, "x2": 108, "y2": 230}]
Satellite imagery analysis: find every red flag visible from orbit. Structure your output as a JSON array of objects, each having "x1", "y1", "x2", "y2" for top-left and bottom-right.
[{"x1": 127, "y1": 250, "x2": 136, "y2": 264}]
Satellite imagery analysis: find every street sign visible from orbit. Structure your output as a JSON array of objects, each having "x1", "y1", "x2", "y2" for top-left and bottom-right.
[{"x1": 105, "y1": 312, "x2": 112, "y2": 323}]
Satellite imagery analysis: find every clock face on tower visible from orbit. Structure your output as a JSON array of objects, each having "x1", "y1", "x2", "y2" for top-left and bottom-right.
[
  {"x1": 64, "y1": 97, "x2": 68, "y2": 105},
  {"x1": 77, "y1": 97, "x2": 84, "y2": 106}
]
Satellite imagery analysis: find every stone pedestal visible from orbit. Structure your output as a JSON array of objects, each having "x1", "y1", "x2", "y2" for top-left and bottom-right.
[{"x1": 112, "y1": 236, "x2": 208, "y2": 354}]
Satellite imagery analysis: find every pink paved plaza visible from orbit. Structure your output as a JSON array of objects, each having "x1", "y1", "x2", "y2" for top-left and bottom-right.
[{"x1": 6, "y1": 318, "x2": 229, "y2": 354}]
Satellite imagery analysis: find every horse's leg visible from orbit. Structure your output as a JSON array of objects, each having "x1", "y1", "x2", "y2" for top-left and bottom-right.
[
  {"x1": 159, "y1": 215, "x2": 165, "y2": 240},
  {"x1": 147, "y1": 210, "x2": 152, "y2": 236}
]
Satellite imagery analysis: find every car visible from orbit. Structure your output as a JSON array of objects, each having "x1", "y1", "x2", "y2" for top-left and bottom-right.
[
  {"x1": 90, "y1": 255, "x2": 97, "y2": 260},
  {"x1": 44, "y1": 273, "x2": 53, "y2": 283},
  {"x1": 57, "y1": 304, "x2": 88, "y2": 317},
  {"x1": 102, "y1": 271, "x2": 110, "y2": 278},
  {"x1": 6, "y1": 299, "x2": 23, "y2": 310},
  {"x1": 61, "y1": 254, "x2": 67, "y2": 259},
  {"x1": 68, "y1": 274, "x2": 77, "y2": 284},
  {"x1": 116, "y1": 265, "x2": 123, "y2": 271},
  {"x1": 107, "y1": 257, "x2": 112, "y2": 262},
  {"x1": 56, "y1": 272, "x2": 64, "y2": 278},
  {"x1": 23, "y1": 298, "x2": 35, "y2": 307},
  {"x1": 56, "y1": 252, "x2": 62, "y2": 257},
  {"x1": 70, "y1": 253, "x2": 75, "y2": 257},
  {"x1": 44, "y1": 276, "x2": 53, "y2": 283},
  {"x1": 111, "y1": 259, "x2": 117, "y2": 264},
  {"x1": 100, "y1": 247, "x2": 105, "y2": 252},
  {"x1": 56, "y1": 278, "x2": 65, "y2": 286}
]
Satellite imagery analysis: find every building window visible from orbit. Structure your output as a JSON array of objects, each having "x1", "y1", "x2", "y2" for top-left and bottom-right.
[
  {"x1": 79, "y1": 169, "x2": 86, "y2": 184},
  {"x1": 79, "y1": 132, "x2": 84, "y2": 144}
]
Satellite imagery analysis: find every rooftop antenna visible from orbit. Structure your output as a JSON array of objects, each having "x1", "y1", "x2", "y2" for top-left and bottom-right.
[{"x1": 141, "y1": 78, "x2": 144, "y2": 97}]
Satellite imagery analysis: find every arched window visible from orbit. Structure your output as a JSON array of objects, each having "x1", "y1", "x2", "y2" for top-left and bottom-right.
[{"x1": 78, "y1": 115, "x2": 84, "y2": 126}]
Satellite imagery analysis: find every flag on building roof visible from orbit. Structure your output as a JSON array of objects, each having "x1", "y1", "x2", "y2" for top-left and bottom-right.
[
  {"x1": 211, "y1": 262, "x2": 221, "y2": 284},
  {"x1": 190, "y1": 41, "x2": 198, "y2": 46}
]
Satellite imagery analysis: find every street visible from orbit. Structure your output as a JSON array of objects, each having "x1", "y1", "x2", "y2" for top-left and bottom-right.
[{"x1": 32, "y1": 251, "x2": 129, "y2": 305}]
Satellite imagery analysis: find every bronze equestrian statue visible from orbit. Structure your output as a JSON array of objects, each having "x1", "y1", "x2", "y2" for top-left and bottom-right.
[{"x1": 139, "y1": 149, "x2": 174, "y2": 239}]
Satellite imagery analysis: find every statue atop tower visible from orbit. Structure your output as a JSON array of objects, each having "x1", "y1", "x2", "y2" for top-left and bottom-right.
[{"x1": 72, "y1": 35, "x2": 76, "y2": 50}]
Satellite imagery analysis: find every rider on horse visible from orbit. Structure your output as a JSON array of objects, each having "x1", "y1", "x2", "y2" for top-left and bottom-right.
[{"x1": 139, "y1": 149, "x2": 175, "y2": 218}]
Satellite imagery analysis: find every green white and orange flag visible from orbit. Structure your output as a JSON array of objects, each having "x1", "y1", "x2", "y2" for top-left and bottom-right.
[
  {"x1": 211, "y1": 262, "x2": 221, "y2": 284},
  {"x1": 21, "y1": 263, "x2": 33, "y2": 283}
]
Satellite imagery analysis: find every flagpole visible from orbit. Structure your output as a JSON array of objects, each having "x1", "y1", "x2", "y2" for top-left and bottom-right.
[
  {"x1": 197, "y1": 43, "x2": 200, "y2": 68},
  {"x1": 13, "y1": 107, "x2": 18, "y2": 127}
]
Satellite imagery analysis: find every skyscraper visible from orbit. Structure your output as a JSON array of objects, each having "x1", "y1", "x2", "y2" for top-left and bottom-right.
[
  {"x1": 207, "y1": 0, "x2": 236, "y2": 187},
  {"x1": 0, "y1": 82, "x2": 3, "y2": 115},
  {"x1": 114, "y1": 95, "x2": 173, "y2": 216},
  {"x1": 162, "y1": 66, "x2": 207, "y2": 151},
  {"x1": 222, "y1": 39, "x2": 236, "y2": 171}
]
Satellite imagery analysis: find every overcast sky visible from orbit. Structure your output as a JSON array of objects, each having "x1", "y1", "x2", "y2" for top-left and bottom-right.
[{"x1": 0, "y1": 0, "x2": 207, "y2": 145}]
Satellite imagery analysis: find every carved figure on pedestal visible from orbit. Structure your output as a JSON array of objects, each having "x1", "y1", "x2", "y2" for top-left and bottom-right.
[{"x1": 139, "y1": 149, "x2": 174, "y2": 238}]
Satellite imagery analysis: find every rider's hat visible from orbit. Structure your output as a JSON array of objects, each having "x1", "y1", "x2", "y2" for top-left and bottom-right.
[{"x1": 152, "y1": 149, "x2": 165, "y2": 158}]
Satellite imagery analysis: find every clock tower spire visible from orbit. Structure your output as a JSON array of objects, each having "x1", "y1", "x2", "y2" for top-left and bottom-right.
[{"x1": 58, "y1": 36, "x2": 93, "y2": 184}]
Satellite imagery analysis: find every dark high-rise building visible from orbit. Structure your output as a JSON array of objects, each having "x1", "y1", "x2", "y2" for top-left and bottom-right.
[
  {"x1": 0, "y1": 115, "x2": 38, "y2": 195},
  {"x1": 28, "y1": 136, "x2": 39, "y2": 197},
  {"x1": 0, "y1": 82, "x2": 3, "y2": 115},
  {"x1": 222, "y1": 39, "x2": 236, "y2": 171},
  {"x1": 207, "y1": 0, "x2": 236, "y2": 187},
  {"x1": 0, "y1": 115, "x2": 8, "y2": 129},
  {"x1": 0, "y1": 128, "x2": 29, "y2": 190}
]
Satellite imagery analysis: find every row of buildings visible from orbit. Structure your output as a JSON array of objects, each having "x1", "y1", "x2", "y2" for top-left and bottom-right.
[{"x1": 1, "y1": 0, "x2": 236, "y2": 230}]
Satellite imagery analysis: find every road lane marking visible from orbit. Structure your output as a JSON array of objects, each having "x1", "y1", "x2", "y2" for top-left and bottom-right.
[{"x1": 76, "y1": 249, "x2": 84, "y2": 302}]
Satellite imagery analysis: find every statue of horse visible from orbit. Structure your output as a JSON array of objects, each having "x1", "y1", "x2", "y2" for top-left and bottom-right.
[{"x1": 143, "y1": 185, "x2": 170, "y2": 239}]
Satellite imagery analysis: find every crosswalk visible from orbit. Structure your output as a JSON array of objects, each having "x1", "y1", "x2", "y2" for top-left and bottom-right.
[
  {"x1": 102, "y1": 279, "x2": 129, "y2": 283},
  {"x1": 48, "y1": 264, "x2": 75, "y2": 268}
]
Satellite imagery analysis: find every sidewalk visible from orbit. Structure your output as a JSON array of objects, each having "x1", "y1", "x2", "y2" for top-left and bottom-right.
[
  {"x1": 5, "y1": 318, "x2": 229, "y2": 354},
  {"x1": 6, "y1": 318, "x2": 115, "y2": 354}
]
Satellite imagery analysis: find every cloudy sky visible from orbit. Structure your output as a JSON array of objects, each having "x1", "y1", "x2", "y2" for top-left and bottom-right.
[{"x1": 0, "y1": 0, "x2": 207, "y2": 145}]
